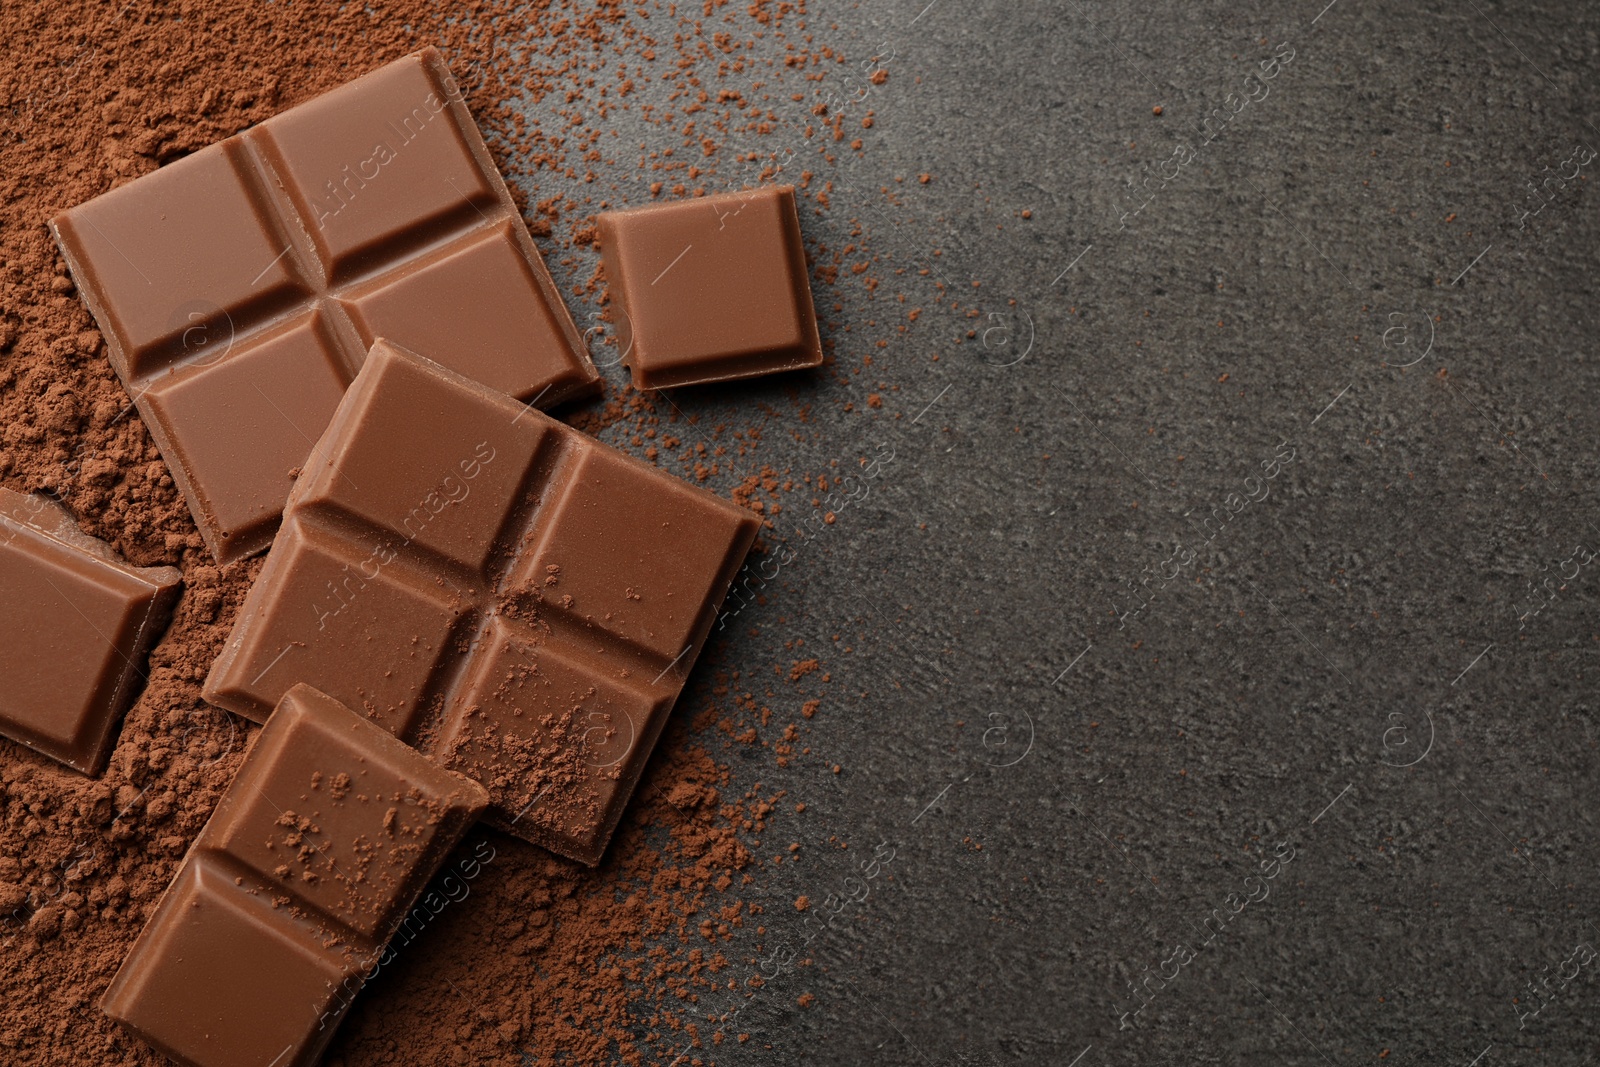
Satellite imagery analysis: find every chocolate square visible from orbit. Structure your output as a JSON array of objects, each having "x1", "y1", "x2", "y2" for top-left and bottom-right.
[
  {"x1": 337, "y1": 223, "x2": 583, "y2": 401},
  {"x1": 598, "y1": 184, "x2": 822, "y2": 388},
  {"x1": 52, "y1": 48, "x2": 597, "y2": 565},
  {"x1": 213, "y1": 522, "x2": 466, "y2": 738},
  {"x1": 437, "y1": 619, "x2": 672, "y2": 862},
  {"x1": 255, "y1": 54, "x2": 498, "y2": 278},
  {"x1": 293, "y1": 324, "x2": 553, "y2": 575},
  {"x1": 513, "y1": 444, "x2": 758, "y2": 662},
  {"x1": 206, "y1": 687, "x2": 482, "y2": 939},
  {"x1": 142, "y1": 311, "x2": 351, "y2": 560},
  {"x1": 50, "y1": 141, "x2": 314, "y2": 377},
  {"x1": 0, "y1": 490, "x2": 181, "y2": 774},
  {"x1": 103, "y1": 860, "x2": 358, "y2": 1067}
]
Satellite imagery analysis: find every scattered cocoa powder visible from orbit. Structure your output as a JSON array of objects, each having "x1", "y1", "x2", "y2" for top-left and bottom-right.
[{"x1": 787, "y1": 659, "x2": 820, "y2": 682}]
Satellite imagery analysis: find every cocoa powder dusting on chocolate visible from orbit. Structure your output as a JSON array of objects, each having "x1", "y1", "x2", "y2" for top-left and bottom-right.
[{"x1": 0, "y1": 0, "x2": 869, "y2": 1061}]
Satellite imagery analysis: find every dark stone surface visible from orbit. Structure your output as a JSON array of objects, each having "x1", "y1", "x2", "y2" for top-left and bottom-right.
[{"x1": 527, "y1": 0, "x2": 1600, "y2": 1062}]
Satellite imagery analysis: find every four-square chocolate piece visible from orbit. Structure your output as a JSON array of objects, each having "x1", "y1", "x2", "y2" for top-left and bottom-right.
[
  {"x1": 102, "y1": 684, "x2": 487, "y2": 1067},
  {"x1": 50, "y1": 47, "x2": 598, "y2": 565},
  {"x1": 598, "y1": 185, "x2": 823, "y2": 389},
  {"x1": 204, "y1": 340, "x2": 759, "y2": 864},
  {"x1": 0, "y1": 489, "x2": 180, "y2": 774}
]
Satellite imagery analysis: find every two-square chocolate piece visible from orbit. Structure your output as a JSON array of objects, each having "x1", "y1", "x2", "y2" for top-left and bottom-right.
[
  {"x1": 598, "y1": 185, "x2": 823, "y2": 389},
  {"x1": 102, "y1": 684, "x2": 487, "y2": 1067},
  {"x1": 205, "y1": 341, "x2": 759, "y2": 864},
  {"x1": 0, "y1": 489, "x2": 180, "y2": 774},
  {"x1": 51, "y1": 47, "x2": 597, "y2": 565}
]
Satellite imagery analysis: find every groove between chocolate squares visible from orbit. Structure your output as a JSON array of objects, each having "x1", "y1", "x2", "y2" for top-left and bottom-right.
[
  {"x1": 202, "y1": 345, "x2": 759, "y2": 860},
  {"x1": 221, "y1": 425, "x2": 694, "y2": 736},
  {"x1": 398, "y1": 428, "x2": 595, "y2": 754},
  {"x1": 63, "y1": 132, "x2": 516, "y2": 391},
  {"x1": 47, "y1": 48, "x2": 602, "y2": 567},
  {"x1": 193, "y1": 847, "x2": 383, "y2": 963}
]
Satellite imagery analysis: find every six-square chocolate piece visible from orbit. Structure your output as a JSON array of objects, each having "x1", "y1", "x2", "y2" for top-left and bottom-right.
[
  {"x1": 103, "y1": 684, "x2": 487, "y2": 1067},
  {"x1": 599, "y1": 184, "x2": 823, "y2": 389},
  {"x1": 51, "y1": 47, "x2": 598, "y2": 565},
  {"x1": 205, "y1": 341, "x2": 759, "y2": 864},
  {"x1": 0, "y1": 488, "x2": 180, "y2": 774}
]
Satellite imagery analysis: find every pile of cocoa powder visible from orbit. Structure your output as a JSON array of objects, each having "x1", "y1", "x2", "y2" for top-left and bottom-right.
[{"x1": 0, "y1": 0, "x2": 868, "y2": 1063}]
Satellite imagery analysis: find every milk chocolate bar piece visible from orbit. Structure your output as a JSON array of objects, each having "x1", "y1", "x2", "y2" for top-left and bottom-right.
[
  {"x1": 51, "y1": 47, "x2": 598, "y2": 565},
  {"x1": 102, "y1": 684, "x2": 487, "y2": 1067},
  {"x1": 598, "y1": 185, "x2": 822, "y2": 389},
  {"x1": 0, "y1": 489, "x2": 180, "y2": 774},
  {"x1": 205, "y1": 341, "x2": 759, "y2": 864}
]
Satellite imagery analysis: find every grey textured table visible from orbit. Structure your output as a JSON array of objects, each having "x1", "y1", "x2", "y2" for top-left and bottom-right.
[{"x1": 527, "y1": 0, "x2": 1600, "y2": 1062}]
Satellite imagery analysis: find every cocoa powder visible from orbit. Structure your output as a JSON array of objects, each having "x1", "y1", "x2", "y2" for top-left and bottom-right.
[{"x1": 0, "y1": 0, "x2": 854, "y2": 1063}]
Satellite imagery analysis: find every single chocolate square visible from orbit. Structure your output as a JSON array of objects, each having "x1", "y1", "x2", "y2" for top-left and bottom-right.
[
  {"x1": 509, "y1": 444, "x2": 752, "y2": 661},
  {"x1": 435, "y1": 619, "x2": 673, "y2": 861},
  {"x1": 598, "y1": 184, "x2": 823, "y2": 389},
  {"x1": 214, "y1": 520, "x2": 465, "y2": 740},
  {"x1": 51, "y1": 140, "x2": 314, "y2": 378},
  {"x1": 102, "y1": 684, "x2": 488, "y2": 1067},
  {"x1": 51, "y1": 47, "x2": 598, "y2": 565},
  {"x1": 205, "y1": 340, "x2": 759, "y2": 864},
  {"x1": 0, "y1": 489, "x2": 181, "y2": 774},
  {"x1": 254, "y1": 54, "x2": 499, "y2": 279},
  {"x1": 141, "y1": 311, "x2": 351, "y2": 559},
  {"x1": 104, "y1": 860, "x2": 358, "y2": 1067},
  {"x1": 335, "y1": 222, "x2": 584, "y2": 402}
]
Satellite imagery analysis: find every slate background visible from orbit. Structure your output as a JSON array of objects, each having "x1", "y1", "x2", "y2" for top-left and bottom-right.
[{"x1": 512, "y1": 0, "x2": 1600, "y2": 1063}]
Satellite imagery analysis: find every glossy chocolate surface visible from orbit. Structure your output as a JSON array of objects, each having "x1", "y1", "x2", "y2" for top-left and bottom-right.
[
  {"x1": 0, "y1": 489, "x2": 180, "y2": 774},
  {"x1": 52, "y1": 48, "x2": 597, "y2": 564},
  {"x1": 205, "y1": 341, "x2": 759, "y2": 863},
  {"x1": 598, "y1": 185, "x2": 822, "y2": 389},
  {"x1": 101, "y1": 684, "x2": 487, "y2": 1067}
]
